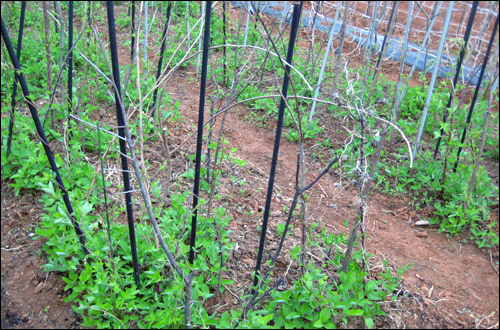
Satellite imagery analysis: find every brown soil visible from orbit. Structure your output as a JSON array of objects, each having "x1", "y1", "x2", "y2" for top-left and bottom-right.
[
  {"x1": 1, "y1": 188, "x2": 84, "y2": 329},
  {"x1": 2, "y1": 2, "x2": 499, "y2": 329}
]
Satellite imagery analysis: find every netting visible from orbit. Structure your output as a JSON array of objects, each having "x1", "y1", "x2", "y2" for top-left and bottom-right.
[{"x1": 232, "y1": 1, "x2": 499, "y2": 86}]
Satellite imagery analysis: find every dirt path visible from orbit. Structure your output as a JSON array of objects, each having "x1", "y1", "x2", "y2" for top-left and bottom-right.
[
  {"x1": 1, "y1": 187, "x2": 83, "y2": 329},
  {"x1": 165, "y1": 66, "x2": 499, "y2": 328}
]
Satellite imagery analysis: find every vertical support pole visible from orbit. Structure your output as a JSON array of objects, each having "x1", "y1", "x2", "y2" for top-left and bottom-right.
[
  {"x1": 68, "y1": 1, "x2": 74, "y2": 116},
  {"x1": 412, "y1": 2, "x2": 455, "y2": 162},
  {"x1": 452, "y1": 14, "x2": 499, "y2": 172},
  {"x1": 365, "y1": 1, "x2": 397, "y2": 103},
  {"x1": 253, "y1": 1, "x2": 302, "y2": 291},
  {"x1": 360, "y1": 1, "x2": 378, "y2": 100},
  {"x1": 144, "y1": 0, "x2": 148, "y2": 63},
  {"x1": 433, "y1": 1, "x2": 479, "y2": 160},
  {"x1": 1, "y1": 16, "x2": 89, "y2": 255},
  {"x1": 53, "y1": 1, "x2": 59, "y2": 34},
  {"x1": 187, "y1": 1, "x2": 191, "y2": 51},
  {"x1": 308, "y1": 2, "x2": 340, "y2": 123},
  {"x1": 392, "y1": 0, "x2": 413, "y2": 121},
  {"x1": 131, "y1": 1, "x2": 136, "y2": 61},
  {"x1": 189, "y1": 1, "x2": 213, "y2": 265},
  {"x1": 242, "y1": 1, "x2": 251, "y2": 57},
  {"x1": 375, "y1": 1, "x2": 396, "y2": 68},
  {"x1": 196, "y1": 2, "x2": 205, "y2": 76},
  {"x1": 222, "y1": 1, "x2": 226, "y2": 85},
  {"x1": 87, "y1": 1, "x2": 91, "y2": 45},
  {"x1": 151, "y1": 2, "x2": 172, "y2": 118},
  {"x1": 106, "y1": 1, "x2": 141, "y2": 288},
  {"x1": 6, "y1": 1, "x2": 26, "y2": 157}
]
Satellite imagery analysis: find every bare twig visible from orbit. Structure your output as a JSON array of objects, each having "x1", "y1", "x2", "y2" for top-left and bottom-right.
[
  {"x1": 463, "y1": 288, "x2": 483, "y2": 302},
  {"x1": 490, "y1": 251, "x2": 499, "y2": 276}
]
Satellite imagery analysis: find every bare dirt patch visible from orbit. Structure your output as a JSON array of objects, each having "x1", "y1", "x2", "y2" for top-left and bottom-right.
[{"x1": 1, "y1": 186, "x2": 83, "y2": 329}]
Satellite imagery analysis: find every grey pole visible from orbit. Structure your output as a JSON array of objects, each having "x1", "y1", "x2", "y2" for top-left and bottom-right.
[
  {"x1": 196, "y1": 2, "x2": 205, "y2": 76},
  {"x1": 242, "y1": 1, "x2": 251, "y2": 56},
  {"x1": 392, "y1": 0, "x2": 413, "y2": 121},
  {"x1": 360, "y1": 1, "x2": 379, "y2": 100},
  {"x1": 307, "y1": 2, "x2": 341, "y2": 123},
  {"x1": 144, "y1": 0, "x2": 148, "y2": 63},
  {"x1": 186, "y1": 1, "x2": 190, "y2": 50},
  {"x1": 363, "y1": 1, "x2": 379, "y2": 62},
  {"x1": 412, "y1": 2, "x2": 454, "y2": 162}
]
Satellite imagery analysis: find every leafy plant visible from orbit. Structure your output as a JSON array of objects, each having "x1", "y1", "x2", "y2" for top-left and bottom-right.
[{"x1": 378, "y1": 148, "x2": 498, "y2": 248}]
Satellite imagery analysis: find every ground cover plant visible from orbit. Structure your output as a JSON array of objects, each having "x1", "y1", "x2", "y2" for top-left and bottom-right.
[{"x1": 1, "y1": 1, "x2": 499, "y2": 329}]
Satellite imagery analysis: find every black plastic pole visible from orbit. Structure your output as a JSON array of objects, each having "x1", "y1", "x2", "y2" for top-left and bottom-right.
[
  {"x1": 68, "y1": 1, "x2": 74, "y2": 115},
  {"x1": 53, "y1": 1, "x2": 59, "y2": 34},
  {"x1": 151, "y1": 2, "x2": 172, "y2": 118},
  {"x1": 106, "y1": 1, "x2": 141, "y2": 288},
  {"x1": 6, "y1": 1, "x2": 26, "y2": 157},
  {"x1": 222, "y1": 1, "x2": 226, "y2": 85},
  {"x1": 452, "y1": 14, "x2": 498, "y2": 172},
  {"x1": 127, "y1": 2, "x2": 131, "y2": 27},
  {"x1": 252, "y1": 1, "x2": 302, "y2": 290},
  {"x1": 1, "y1": 16, "x2": 89, "y2": 255},
  {"x1": 131, "y1": 1, "x2": 136, "y2": 61},
  {"x1": 87, "y1": 1, "x2": 91, "y2": 46},
  {"x1": 189, "y1": 1, "x2": 212, "y2": 265},
  {"x1": 375, "y1": 1, "x2": 396, "y2": 69},
  {"x1": 433, "y1": 1, "x2": 478, "y2": 160}
]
